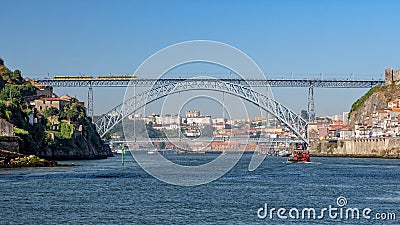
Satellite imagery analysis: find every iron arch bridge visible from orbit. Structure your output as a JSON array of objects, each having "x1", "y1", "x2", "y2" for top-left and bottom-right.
[{"x1": 94, "y1": 79, "x2": 309, "y2": 144}]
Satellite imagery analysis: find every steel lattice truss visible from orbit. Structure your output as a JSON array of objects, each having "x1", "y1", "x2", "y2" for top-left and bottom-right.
[
  {"x1": 94, "y1": 79, "x2": 309, "y2": 143},
  {"x1": 35, "y1": 78, "x2": 384, "y2": 88},
  {"x1": 111, "y1": 137, "x2": 302, "y2": 144}
]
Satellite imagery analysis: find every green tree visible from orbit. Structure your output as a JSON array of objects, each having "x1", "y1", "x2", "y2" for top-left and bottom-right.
[
  {"x1": 60, "y1": 122, "x2": 74, "y2": 138},
  {"x1": 0, "y1": 84, "x2": 22, "y2": 104},
  {"x1": 62, "y1": 102, "x2": 85, "y2": 121},
  {"x1": 44, "y1": 106, "x2": 59, "y2": 117},
  {"x1": 11, "y1": 70, "x2": 23, "y2": 84},
  {"x1": 19, "y1": 83, "x2": 36, "y2": 96},
  {"x1": 0, "y1": 100, "x2": 12, "y2": 121},
  {"x1": 44, "y1": 106, "x2": 60, "y2": 128}
]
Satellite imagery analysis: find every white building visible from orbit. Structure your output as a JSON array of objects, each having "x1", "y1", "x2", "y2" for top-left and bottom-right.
[
  {"x1": 342, "y1": 112, "x2": 349, "y2": 124},
  {"x1": 127, "y1": 113, "x2": 142, "y2": 120},
  {"x1": 331, "y1": 114, "x2": 344, "y2": 121},
  {"x1": 186, "y1": 116, "x2": 212, "y2": 126},
  {"x1": 155, "y1": 114, "x2": 181, "y2": 125},
  {"x1": 152, "y1": 123, "x2": 180, "y2": 130},
  {"x1": 186, "y1": 110, "x2": 200, "y2": 118},
  {"x1": 144, "y1": 114, "x2": 159, "y2": 124}
]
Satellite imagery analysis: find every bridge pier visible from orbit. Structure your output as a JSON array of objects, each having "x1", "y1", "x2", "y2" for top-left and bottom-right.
[
  {"x1": 87, "y1": 84, "x2": 94, "y2": 120},
  {"x1": 308, "y1": 85, "x2": 315, "y2": 121}
]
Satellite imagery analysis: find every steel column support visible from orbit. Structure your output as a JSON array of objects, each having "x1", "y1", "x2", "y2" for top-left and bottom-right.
[
  {"x1": 308, "y1": 85, "x2": 315, "y2": 121},
  {"x1": 87, "y1": 84, "x2": 94, "y2": 120}
]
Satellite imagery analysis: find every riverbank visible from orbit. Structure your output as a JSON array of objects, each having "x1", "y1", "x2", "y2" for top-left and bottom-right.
[
  {"x1": 0, "y1": 150, "x2": 57, "y2": 168},
  {"x1": 309, "y1": 137, "x2": 400, "y2": 158}
]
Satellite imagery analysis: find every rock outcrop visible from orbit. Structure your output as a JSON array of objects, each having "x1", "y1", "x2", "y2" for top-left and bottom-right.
[
  {"x1": 38, "y1": 143, "x2": 112, "y2": 160},
  {"x1": 0, "y1": 150, "x2": 57, "y2": 168}
]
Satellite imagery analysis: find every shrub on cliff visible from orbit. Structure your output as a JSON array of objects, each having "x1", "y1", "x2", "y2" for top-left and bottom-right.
[
  {"x1": 60, "y1": 122, "x2": 73, "y2": 139},
  {"x1": 0, "y1": 100, "x2": 12, "y2": 120},
  {"x1": 0, "y1": 66, "x2": 24, "y2": 85},
  {"x1": 14, "y1": 127, "x2": 29, "y2": 136},
  {"x1": 43, "y1": 106, "x2": 60, "y2": 118}
]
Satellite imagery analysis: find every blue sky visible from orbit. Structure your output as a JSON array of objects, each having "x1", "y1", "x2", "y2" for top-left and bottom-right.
[{"x1": 1, "y1": 0, "x2": 400, "y2": 117}]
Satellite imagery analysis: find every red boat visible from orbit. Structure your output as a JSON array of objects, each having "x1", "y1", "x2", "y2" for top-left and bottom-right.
[{"x1": 287, "y1": 150, "x2": 310, "y2": 162}]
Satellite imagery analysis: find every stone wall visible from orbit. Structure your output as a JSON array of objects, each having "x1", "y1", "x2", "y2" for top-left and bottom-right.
[
  {"x1": 0, "y1": 136, "x2": 22, "y2": 152},
  {"x1": 315, "y1": 138, "x2": 400, "y2": 157},
  {"x1": 0, "y1": 119, "x2": 14, "y2": 136}
]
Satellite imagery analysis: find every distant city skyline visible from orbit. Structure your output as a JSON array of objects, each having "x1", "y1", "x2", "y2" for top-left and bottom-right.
[{"x1": 1, "y1": 0, "x2": 399, "y2": 116}]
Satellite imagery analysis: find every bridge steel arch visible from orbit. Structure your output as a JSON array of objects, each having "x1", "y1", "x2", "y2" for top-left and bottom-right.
[{"x1": 94, "y1": 79, "x2": 309, "y2": 144}]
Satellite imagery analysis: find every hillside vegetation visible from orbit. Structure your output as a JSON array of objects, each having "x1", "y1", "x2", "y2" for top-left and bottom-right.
[{"x1": 0, "y1": 60, "x2": 110, "y2": 159}]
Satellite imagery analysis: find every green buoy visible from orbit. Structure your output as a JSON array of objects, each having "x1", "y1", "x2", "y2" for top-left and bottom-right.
[{"x1": 121, "y1": 146, "x2": 125, "y2": 166}]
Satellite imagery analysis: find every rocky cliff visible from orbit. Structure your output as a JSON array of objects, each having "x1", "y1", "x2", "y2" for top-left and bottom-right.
[
  {"x1": 32, "y1": 110, "x2": 113, "y2": 160},
  {"x1": 38, "y1": 142, "x2": 112, "y2": 160},
  {"x1": 349, "y1": 84, "x2": 400, "y2": 125}
]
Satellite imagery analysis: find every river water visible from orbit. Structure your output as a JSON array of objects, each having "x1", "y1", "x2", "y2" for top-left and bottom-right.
[{"x1": 0, "y1": 153, "x2": 399, "y2": 224}]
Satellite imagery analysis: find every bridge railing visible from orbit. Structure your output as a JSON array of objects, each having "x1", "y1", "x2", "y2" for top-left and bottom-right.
[
  {"x1": 109, "y1": 137, "x2": 300, "y2": 143},
  {"x1": 34, "y1": 77, "x2": 385, "y2": 88}
]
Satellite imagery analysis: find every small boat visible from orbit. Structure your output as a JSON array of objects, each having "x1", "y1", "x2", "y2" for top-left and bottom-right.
[
  {"x1": 287, "y1": 150, "x2": 310, "y2": 163},
  {"x1": 278, "y1": 149, "x2": 291, "y2": 157},
  {"x1": 147, "y1": 150, "x2": 156, "y2": 155}
]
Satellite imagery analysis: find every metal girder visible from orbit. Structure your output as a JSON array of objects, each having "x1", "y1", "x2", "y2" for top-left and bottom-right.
[
  {"x1": 94, "y1": 79, "x2": 309, "y2": 144},
  {"x1": 87, "y1": 85, "x2": 94, "y2": 119},
  {"x1": 35, "y1": 78, "x2": 384, "y2": 88},
  {"x1": 110, "y1": 137, "x2": 301, "y2": 144},
  {"x1": 308, "y1": 85, "x2": 315, "y2": 121}
]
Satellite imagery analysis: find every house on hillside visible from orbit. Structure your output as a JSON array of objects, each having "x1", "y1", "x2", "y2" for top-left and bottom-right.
[
  {"x1": 33, "y1": 97, "x2": 67, "y2": 114},
  {"x1": 388, "y1": 98, "x2": 400, "y2": 109},
  {"x1": 32, "y1": 95, "x2": 78, "y2": 115}
]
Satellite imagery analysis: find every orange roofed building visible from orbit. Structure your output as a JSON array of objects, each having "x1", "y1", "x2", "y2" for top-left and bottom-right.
[
  {"x1": 33, "y1": 95, "x2": 77, "y2": 114},
  {"x1": 388, "y1": 98, "x2": 400, "y2": 109}
]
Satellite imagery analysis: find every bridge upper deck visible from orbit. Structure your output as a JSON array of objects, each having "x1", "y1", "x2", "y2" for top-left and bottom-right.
[{"x1": 35, "y1": 77, "x2": 384, "y2": 88}]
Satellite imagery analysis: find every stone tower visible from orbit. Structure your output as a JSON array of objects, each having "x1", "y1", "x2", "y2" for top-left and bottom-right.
[{"x1": 385, "y1": 68, "x2": 400, "y2": 85}]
